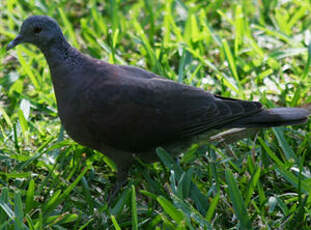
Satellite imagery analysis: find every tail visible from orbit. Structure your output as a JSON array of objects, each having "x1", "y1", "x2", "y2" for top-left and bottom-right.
[{"x1": 226, "y1": 107, "x2": 310, "y2": 128}]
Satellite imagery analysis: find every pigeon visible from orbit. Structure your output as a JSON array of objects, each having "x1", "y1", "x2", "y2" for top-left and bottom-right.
[{"x1": 7, "y1": 16, "x2": 310, "y2": 181}]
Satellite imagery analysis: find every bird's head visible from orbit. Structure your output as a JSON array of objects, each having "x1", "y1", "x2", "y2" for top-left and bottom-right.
[{"x1": 7, "y1": 15, "x2": 64, "y2": 51}]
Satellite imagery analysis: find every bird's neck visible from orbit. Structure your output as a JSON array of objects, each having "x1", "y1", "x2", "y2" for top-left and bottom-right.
[
  {"x1": 41, "y1": 40, "x2": 87, "y2": 111},
  {"x1": 41, "y1": 40, "x2": 82, "y2": 71},
  {"x1": 41, "y1": 39, "x2": 88, "y2": 88}
]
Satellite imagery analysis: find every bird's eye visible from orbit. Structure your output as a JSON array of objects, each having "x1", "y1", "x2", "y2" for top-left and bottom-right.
[{"x1": 33, "y1": 27, "x2": 42, "y2": 34}]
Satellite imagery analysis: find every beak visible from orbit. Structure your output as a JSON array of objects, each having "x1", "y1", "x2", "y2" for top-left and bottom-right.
[{"x1": 6, "y1": 35, "x2": 23, "y2": 51}]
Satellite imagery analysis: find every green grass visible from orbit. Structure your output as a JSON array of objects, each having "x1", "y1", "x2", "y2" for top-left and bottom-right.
[{"x1": 1, "y1": 0, "x2": 311, "y2": 229}]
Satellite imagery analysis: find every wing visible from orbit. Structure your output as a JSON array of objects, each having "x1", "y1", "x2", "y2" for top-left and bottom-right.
[
  {"x1": 83, "y1": 66, "x2": 262, "y2": 153},
  {"x1": 117, "y1": 64, "x2": 165, "y2": 80}
]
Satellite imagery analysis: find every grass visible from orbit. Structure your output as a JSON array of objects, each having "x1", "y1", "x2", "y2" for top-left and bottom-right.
[{"x1": 1, "y1": 0, "x2": 311, "y2": 229}]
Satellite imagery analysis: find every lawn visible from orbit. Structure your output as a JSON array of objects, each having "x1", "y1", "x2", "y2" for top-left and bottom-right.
[{"x1": 1, "y1": 0, "x2": 311, "y2": 229}]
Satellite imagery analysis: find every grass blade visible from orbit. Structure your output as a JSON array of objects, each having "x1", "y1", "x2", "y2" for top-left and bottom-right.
[{"x1": 225, "y1": 169, "x2": 252, "y2": 230}]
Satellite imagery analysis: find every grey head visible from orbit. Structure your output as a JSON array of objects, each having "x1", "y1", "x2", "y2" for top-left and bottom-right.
[{"x1": 7, "y1": 15, "x2": 65, "y2": 51}]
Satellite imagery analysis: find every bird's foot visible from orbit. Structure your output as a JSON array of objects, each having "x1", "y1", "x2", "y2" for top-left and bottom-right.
[{"x1": 107, "y1": 169, "x2": 129, "y2": 204}]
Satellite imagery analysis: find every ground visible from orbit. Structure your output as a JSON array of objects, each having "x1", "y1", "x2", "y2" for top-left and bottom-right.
[{"x1": 0, "y1": 0, "x2": 311, "y2": 229}]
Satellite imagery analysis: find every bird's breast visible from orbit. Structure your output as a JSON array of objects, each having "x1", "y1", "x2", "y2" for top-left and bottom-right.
[{"x1": 54, "y1": 84, "x2": 102, "y2": 149}]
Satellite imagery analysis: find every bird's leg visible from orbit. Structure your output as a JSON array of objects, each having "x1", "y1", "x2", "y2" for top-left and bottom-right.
[
  {"x1": 108, "y1": 167, "x2": 130, "y2": 203},
  {"x1": 101, "y1": 146, "x2": 135, "y2": 203}
]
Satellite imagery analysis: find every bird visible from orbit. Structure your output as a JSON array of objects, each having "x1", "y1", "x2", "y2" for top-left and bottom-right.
[{"x1": 7, "y1": 15, "x2": 310, "y2": 182}]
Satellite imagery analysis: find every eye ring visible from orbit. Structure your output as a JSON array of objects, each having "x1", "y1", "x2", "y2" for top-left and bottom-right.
[{"x1": 33, "y1": 26, "x2": 42, "y2": 34}]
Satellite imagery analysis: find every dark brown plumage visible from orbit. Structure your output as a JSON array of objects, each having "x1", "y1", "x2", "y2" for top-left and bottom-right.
[{"x1": 7, "y1": 16, "x2": 310, "y2": 179}]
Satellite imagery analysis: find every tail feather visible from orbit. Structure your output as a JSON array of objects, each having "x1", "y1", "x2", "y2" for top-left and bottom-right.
[{"x1": 226, "y1": 107, "x2": 310, "y2": 128}]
